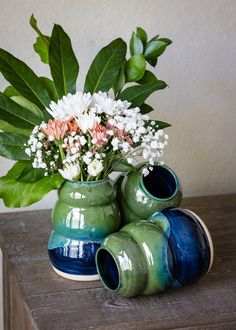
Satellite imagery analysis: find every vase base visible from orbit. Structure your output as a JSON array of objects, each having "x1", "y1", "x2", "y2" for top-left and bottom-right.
[{"x1": 52, "y1": 266, "x2": 100, "y2": 281}]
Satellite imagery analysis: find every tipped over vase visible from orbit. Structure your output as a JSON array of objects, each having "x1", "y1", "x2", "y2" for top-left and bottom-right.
[{"x1": 96, "y1": 208, "x2": 214, "y2": 297}]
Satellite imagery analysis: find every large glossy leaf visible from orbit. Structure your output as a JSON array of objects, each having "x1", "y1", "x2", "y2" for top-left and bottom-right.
[
  {"x1": 11, "y1": 96, "x2": 43, "y2": 118},
  {"x1": 0, "y1": 119, "x2": 31, "y2": 136},
  {"x1": 3, "y1": 86, "x2": 20, "y2": 97},
  {"x1": 129, "y1": 32, "x2": 143, "y2": 56},
  {"x1": 30, "y1": 14, "x2": 50, "y2": 64},
  {"x1": 119, "y1": 80, "x2": 167, "y2": 107},
  {"x1": 126, "y1": 54, "x2": 146, "y2": 82},
  {"x1": 49, "y1": 24, "x2": 79, "y2": 98},
  {"x1": 111, "y1": 158, "x2": 135, "y2": 172},
  {"x1": 113, "y1": 64, "x2": 126, "y2": 96},
  {"x1": 140, "y1": 103, "x2": 154, "y2": 114},
  {"x1": 137, "y1": 70, "x2": 157, "y2": 85},
  {"x1": 0, "y1": 49, "x2": 51, "y2": 117},
  {"x1": 40, "y1": 77, "x2": 58, "y2": 102},
  {"x1": 144, "y1": 40, "x2": 167, "y2": 60},
  {"x1": 0, "y1": 93, "x2": 41, "y2": 128},
  {"x1": 0, "y1": 161, "x2": 64, "y2": 207},
  {"x1": 136, "y1": 27, "x2": 147, "y2": 45},
  {"x1": 145, "y1": 119, "x2": 171, "y2": 130},
  {"x1": 0, "y1": 132, "x2": 29, "y2": 160},
  {"x1": 84, "y1": 38, "x2": 127, "y2": 94}
]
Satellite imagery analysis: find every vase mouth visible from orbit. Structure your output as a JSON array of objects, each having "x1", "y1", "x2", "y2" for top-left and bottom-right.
[
  {"x1": 65, "y1": 178, "x2": 109, "y2": 185},
  {"x1": 140, "y1": 164, "x2": 179, "y2": 201},
  {"x1": 96, "y1": 247, "x2": 121, "y2": 292}
]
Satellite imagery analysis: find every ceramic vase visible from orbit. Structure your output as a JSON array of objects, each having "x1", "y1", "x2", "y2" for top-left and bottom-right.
[
  {"x1": 96, "y1": 208, "x2": 214, "y2": 297},
  {"x1": 48, "y1": 179, "x2": 121, "y2": 281},
  {"x1": 117, "y1": 163, "x2": 183, "y2": 224}
]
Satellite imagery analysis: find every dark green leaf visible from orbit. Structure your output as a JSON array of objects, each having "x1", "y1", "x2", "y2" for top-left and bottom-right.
[
  {"x1": 129, "y1": 32, "x2": 143, "y2": 56},
  {"x1": 111, "y1": 158, "x2": 135, "y2": 172},
  {"x1": 136, "y1": 27, "x2": 147, "y2": 45},
  {"x1": 145, "y1": 119, "x2": 171, "y2": 130},
  {"x1": 137, "y1": 70, "x2": 157, "y2": 85},
  {"x1": 0, "y1": 161, "x2": 64, "y2": 207},
  {"x1": 30, "y1": 14, "x2": 50, "y2": 64},
  {"x1": 158, "y1": 38, "x2": 172, "y2": 45},
  {"x1": 113, "y1": 64, "x2": 126, "y2": 96},
  {"x1": 17, "y1": 163, "x2": 45, "y2": 182},
  {"x1": 0, "y1": 49, "x2": 51, "y2": 119},
  {"x1": 119, "y1": 80, "x2": 167, "y2": 107},
  {"x1": 149, "y1": 34, "x2": 160, "y2": 42},
  {"x1": 40, "y1": 77, "x2": 58, "y2": 102},
  {"x1": 49, "y1": 24, "x2": 79, "y2": 98},
  {"x1": 3, "y1": 86, "x2": 20, "y2": 97},
  {"x1": 147, "y1": 58, "x2": 157, "y2": 67},
  {"x1": 84, "y1": 38, "x2": 127, "y2": 94},
  {"x1": 126, "y1": 54, "x2": 146, "y2": 82},
  {"x1": 0, "y1": 119, "x2": 31, "y2": 136},
  {"x1": 0, "y1": 132, "x2": 29, "y2": 160},
  {"x1": 0, "y1": 93, "x2": 41, "y2": 129},
  {"x1": 140, "y1": 103, "x2": 154, "y2": 114},
  {"x1": 144, "y1": 40, "x2": 167, "y2": 60},
  {"x1": 11, "y1": 96, "x2": 43, "y2": 118}
]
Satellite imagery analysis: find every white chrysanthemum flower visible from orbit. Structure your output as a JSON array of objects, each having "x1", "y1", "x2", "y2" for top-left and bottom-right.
[
  {"x1": 76, "y1": 112, "x2": 100, "y2": 133},
  {"x1": 46, "y1": 92, "x2": 92, "y2": 120},
  {"x1": 92, "y1": 92, "x2": 115, "y2": 115},
  {"x1": 58, "y1": 163, "x2": 80, "y2": 181},
  {"x1": 87, "y1": 159, "x2": 103, "y2": 177}
]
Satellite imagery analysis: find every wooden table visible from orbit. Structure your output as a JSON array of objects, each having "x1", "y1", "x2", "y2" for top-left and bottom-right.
[{"x1": 0, "y1": 194, "x2": 236, "y2": 330}]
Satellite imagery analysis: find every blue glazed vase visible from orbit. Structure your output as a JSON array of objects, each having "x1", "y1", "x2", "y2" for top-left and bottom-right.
[
  {"x1": 96, "y1": 208, "x2": 214, "y2": 297},
  {"x1": 117, "y1": 163, "x2": 183, "y2": 224},
  {"x1": 48, "y1": 179, "x2": 121, "y2": 281}
]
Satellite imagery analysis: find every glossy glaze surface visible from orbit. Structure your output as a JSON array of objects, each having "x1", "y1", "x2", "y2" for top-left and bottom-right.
[
  {"x1": 96, "y1": 208, "x2": 213, "y2": 297},
  {"x1": 117, "y1": 164, "x2": 183, "y2": 224},
  {"x1": 48, "y1": 179, "x2": 121, "y2": 280}
]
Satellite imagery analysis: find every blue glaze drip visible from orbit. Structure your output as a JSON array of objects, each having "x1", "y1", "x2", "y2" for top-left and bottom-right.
[
  {"x1": 48, "y1": 241, "x2": 100, "y2": 275},
  {"x1": 163, "y1": 208, "x2": 211, "y2": 286}
]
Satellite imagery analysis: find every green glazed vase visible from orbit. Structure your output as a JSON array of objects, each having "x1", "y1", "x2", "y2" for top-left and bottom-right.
[
  {"x1": 117, "y1": 163, "x2": 182, "y2": 224},
  {"x1": 96, "y1": 208, "x2": 214, "y2": 297},
  {"x1": 48, "y1": 179, "x2": 121, "y2": 281}
]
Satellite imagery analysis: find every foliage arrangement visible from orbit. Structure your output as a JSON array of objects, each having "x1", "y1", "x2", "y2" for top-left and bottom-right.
[{"x1": 0, "y1": 15, "x2": 172, "y2": 207}]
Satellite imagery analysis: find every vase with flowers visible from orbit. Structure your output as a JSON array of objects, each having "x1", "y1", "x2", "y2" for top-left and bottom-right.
[{"x1": 0, "y1": 15, "x2": 172, "y2": 280}]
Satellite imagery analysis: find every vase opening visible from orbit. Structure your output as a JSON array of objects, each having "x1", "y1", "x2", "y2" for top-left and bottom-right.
[
  {"x1": 142, "y1": 165, "x2": 177, "y2": 199},
  {"x1": 96, "y1": 249, "x2": 120, "y2": 291}
]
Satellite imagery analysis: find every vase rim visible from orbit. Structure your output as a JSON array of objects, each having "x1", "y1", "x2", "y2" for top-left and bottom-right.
[
  {"x1": 65, "y1": 178, "x2": 110, "y2": 185},
  {"x1": 96, "y1": 246, "x2": 121, "y2": 292},
  {"x1": 139, "y1": 163, "x2": 180, "y2": 202}
]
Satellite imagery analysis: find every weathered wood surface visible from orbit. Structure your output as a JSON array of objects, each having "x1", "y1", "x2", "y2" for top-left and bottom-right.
[{"x1": 0, "y1": 194, "x2": 236, "y2": 330}]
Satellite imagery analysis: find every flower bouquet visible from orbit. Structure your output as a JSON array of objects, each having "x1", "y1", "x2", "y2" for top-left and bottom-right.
[{"x1": 0, "y1": 15, "x2": 171, "y2": 208}]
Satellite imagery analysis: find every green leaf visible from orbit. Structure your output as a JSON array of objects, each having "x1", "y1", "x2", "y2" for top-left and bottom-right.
[
  {"x1": 126, "y1": 54, "x2": 146, "y2": 82},
  {"x1": 158, "y1": 38, "x2": 172, "y2": 45},
  {"x1": 144, "y1": 40, "x2": 167, "y2": 60},
  {"x1": 145, "y1": 119, "x2": 171, "y2": 130},
  {"x1": 0, "y1": 49, "x2": 51, "y2": 119},
  {"x1": 84, "y1": 38, "x2": 127, "y2": 94},
  {"x1": 147, "y1": 58, "x2": 157, "y2": 67},
  {"x1": 129, "y1": 32, "x2": 143, "y2": 56},
  {"x1": 11, "y1": 96, "x2": 43, "y2": 118},
  {"x1": 17, "y1": 163, "x2": 45, "y2": 183},
  {"x1": 119, "y1": 80, "x2": 167, "y2": 107},
  {"x1": 137, "y1": 70, "x2": 157, "y2": 85},
  {"x1": 30, "y1": 14, "x2": 50, "y2": 64},
  {"x1": 0, "y1": 93, "x2": 41, "y2": 129},
  {"x1": 0, "y1": 161, "x2": 64, "y2": 207},
  {"x1": 0, "y1": 119, "x2": 31, "y2": 136},
  {"x1": 136, "y1": 27, "x2": 147, "y2": 45},
  {"x1": 0, "y1": 132, "x2": 29, "y2": 160},
  {"x1": 113, "y1": 64, "x2": 126, "y2": 96},
  {"x1": 3, "y1": 86, "x2": 20, "y2": 97},
  {"x1": 140, "y1": 103, "x2": 154, "y2": 114},
  {"x1": 49, "y1": 24, "x2": 79, "y2": 98},
  {"x1": 40, "y1": 77, "x2": 58, "y2": 102},
  {"x1": 149, "y1": 34, "x2": 160, "y2": 42},
  {"x1": 111, "y1": 158, "x2": 135, "y2": 172}
]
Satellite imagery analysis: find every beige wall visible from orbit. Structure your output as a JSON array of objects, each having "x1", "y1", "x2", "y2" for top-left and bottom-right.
[{"x1": 0, "y1": 0, "x2": 235, "y2": 213}]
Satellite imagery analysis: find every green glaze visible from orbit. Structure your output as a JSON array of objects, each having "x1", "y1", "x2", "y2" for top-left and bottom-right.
[
  {"x1": 96, "y1": 219, "x2": 172, "y2": 297},
  {"x1": 117, "y1": 164, "x2": 182, "y2": 224},
  {"x1": 49, "y1": 179, "x2": 121, "y2": 250}
]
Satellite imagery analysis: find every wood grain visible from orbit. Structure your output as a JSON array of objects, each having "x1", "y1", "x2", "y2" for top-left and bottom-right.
[{"x1": 0, "y1": 194, "x2": 236, "y2": 329}]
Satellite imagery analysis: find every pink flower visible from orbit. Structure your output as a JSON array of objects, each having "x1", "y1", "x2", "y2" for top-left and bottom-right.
[
  {"x1": 89, "y1": 122, "x2": 110, "y2": 145},
  {"x1": 67, "y1": 119, "x2": 80, "y2": 134},
  {"x1": 41, "y1": 119, "x2": 68, "y2": 141},
  {"x1": 105, "y1": 121, "x2": 133, "y2": 145}
]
